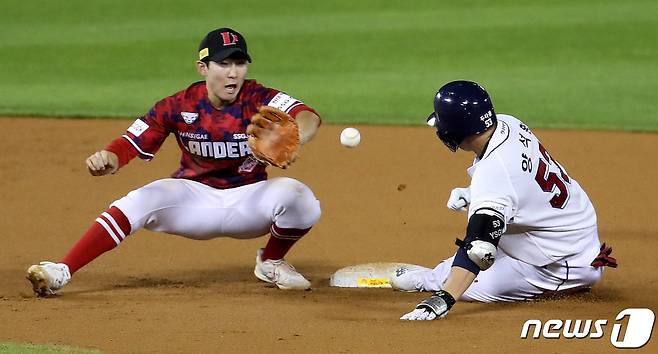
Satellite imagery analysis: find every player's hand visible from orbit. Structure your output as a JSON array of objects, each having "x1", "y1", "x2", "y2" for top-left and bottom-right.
[
  {"x1": 447, "y1": 187, "x2": 470, "y2": 212},
  {"x1": 400, "y1": 290, "x2": 455, "y2": 321},
  {"x1": 86, "y1": 150, "x2": 119, "y2": 176}
]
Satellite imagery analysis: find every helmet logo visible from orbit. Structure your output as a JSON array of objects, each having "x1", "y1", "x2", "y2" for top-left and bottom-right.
[{"x1": 480, "y1": 110, "x2": 493, "y2": 128}]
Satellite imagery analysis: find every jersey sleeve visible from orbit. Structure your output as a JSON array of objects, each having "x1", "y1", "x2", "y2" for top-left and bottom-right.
[
  {"x1": 468, "y1": 154, "x2": 518, "y2": 223},
  {"x1": 260, "y1": 87, "x2": 320, "y2": 121},
  {"x1": 117, "y1": 97, "x2": 174, "y2": 161},
  {"x1": 105, "y1": 137, "x2": 137, "y2": 168}
]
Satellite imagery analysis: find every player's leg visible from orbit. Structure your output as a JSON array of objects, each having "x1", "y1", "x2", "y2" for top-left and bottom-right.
[
  {"x1": 129, "y1": 176, "x2": 321, "y2": 289},
  {"x1": 455, "y1": 251, "x2": 546, "y2": 302},
  {"x1": 27, "y1": 178, "x2": 204, "y2": 296},
  {"x1": 392, "y1": 247, "x2": 604, "y2": 302},
  {"x1": 112, "y1": 177, "x2": 320, "y2": 243},
  {"x1": 392, "y1": 249, "x2": 545, "y2": 302},
  {"x1": 525, "y1": 234, "x2": 606, "y2": 296},
  {"x1": 127, "y1": 176, "x2": 321, "y2": 288},
  {"x1": 531, "y1": 244, "x2": 604, "y2": 295},
  {"x1": 27, "y1": 204, "x2": 131, "y2": 296},
  {"x1": 27, "y1": 177, "x2": 320, "y2": 295},
  {"x1": 240, "y1": 177, "x2": 321, "y2": 257},
  {"x1": 228, "y1": 177, "x2": 321, "y2": 289}
]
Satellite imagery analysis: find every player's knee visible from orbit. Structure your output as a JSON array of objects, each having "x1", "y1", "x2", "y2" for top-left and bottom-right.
[
  {"x1": 304, "y1": 198, "x2": 322, "y2": 227},
  {"x1": 270, "y1": 178, "x2": 321, "y2": 226}
]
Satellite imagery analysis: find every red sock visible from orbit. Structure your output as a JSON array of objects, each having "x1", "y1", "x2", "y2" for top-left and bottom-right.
[
  {"x1": 60, "y1": 206, "x2": 131, "y2": 274},
  {"x1": 260, "y1": 224, "x2": 311, "y2": 261}
]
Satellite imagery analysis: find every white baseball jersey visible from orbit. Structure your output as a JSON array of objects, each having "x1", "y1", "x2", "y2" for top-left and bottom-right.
[{"x1": 467, "y1": 114, "x2": 598, "y2": 267}]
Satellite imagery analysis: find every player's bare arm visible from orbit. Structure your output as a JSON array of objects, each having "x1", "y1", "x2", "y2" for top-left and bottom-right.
[
  {"x1": 86, "y1": 150, "x2": 119, "y2": 176},
  {"x1": 400, "y1": 267, "x2": 476, "y2": 320},
  {"x1": 442, "y1": 267, "x2": 477, "y2": 297},
  {"x1": 295, "y1": 109, "x2": 320, "y2": 144},
  {"x1": 401, "y1": 208, "x2": 504, "y2": 320}
]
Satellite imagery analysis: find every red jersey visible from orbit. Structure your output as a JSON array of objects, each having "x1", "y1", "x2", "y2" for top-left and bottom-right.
[{"x1": 106, "y1": 80, "x2": 318, "y2": 189}]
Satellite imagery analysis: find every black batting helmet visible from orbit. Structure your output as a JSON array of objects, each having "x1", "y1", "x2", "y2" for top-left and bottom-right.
[{"x1": 426, "y1": 80, "x2": 496, "y2": 152}]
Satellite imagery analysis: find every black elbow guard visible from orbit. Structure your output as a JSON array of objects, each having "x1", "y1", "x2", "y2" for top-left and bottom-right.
[{"x1": 455, "y1": 209, "x2": 506, "y2": 270}]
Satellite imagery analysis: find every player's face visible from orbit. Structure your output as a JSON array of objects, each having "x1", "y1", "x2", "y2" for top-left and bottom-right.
[{"x1": 198, "y1": 58, "x2": 248, "y2": 107}]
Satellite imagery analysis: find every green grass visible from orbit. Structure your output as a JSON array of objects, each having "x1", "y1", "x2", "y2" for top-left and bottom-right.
[
  {"x1": 0, "y1": 343, "x2": 100, "y2": 354},
  {"x1": 1, "y1": 0, "x2": 656, "y2": 131}
]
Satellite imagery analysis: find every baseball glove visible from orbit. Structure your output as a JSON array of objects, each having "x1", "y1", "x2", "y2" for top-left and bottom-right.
[{"x1": 247, "y1": 106, "x2": 300, "y2": 169}]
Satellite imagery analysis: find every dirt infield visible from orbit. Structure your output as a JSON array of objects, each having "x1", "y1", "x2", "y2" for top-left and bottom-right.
[{"x1": 1, "y1": 117, "x2": 656, "y2": 353}]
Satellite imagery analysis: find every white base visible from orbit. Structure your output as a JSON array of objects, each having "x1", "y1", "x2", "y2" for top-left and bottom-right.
[{"x1": 329, "y1": 262, "x2": 420, "y2": 288}]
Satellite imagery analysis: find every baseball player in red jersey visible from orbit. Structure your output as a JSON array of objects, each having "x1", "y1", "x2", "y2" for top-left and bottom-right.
[{"x1": 26, "y1": 28, "x2": 322, "y2": 295}]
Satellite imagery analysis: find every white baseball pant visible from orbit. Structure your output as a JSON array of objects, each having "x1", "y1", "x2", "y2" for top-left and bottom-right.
[
  {"x1": 415, "y1": 237, "x2": 604, "y2": 302},
  {"x1": 110, "y1": 177, "x2": 321, "y2": 240}
]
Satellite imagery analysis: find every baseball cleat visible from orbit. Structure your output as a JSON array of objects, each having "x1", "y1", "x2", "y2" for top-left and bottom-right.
[
  {"x1": 254, "y1": 248, "x2": 311, "y2": 290},
  {"x1": 26, "y1": 261, "x2": 71, "y2": 297},
  {"x1": 390, "y1": 265, "x2": 432, "y2": 292}
]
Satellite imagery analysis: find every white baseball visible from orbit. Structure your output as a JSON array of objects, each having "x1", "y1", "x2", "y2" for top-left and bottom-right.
[{"x1": 340, "y1": 127, "x2": 361, "y2": 148}]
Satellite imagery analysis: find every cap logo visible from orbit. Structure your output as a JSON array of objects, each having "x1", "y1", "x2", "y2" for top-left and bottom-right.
[{"x1": 220, "y1": 32, "x2": 239, "y2": 46}]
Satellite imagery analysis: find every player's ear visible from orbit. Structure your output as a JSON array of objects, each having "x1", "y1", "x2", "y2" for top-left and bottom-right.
[{"x1": 196, "y1": 61, "x2": 208, "y2": 76}]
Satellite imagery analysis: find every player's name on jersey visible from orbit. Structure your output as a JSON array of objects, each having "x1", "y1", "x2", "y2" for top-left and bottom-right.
[{"x1": 184, "y1": 140, "x2": 252, "y2": 159}]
